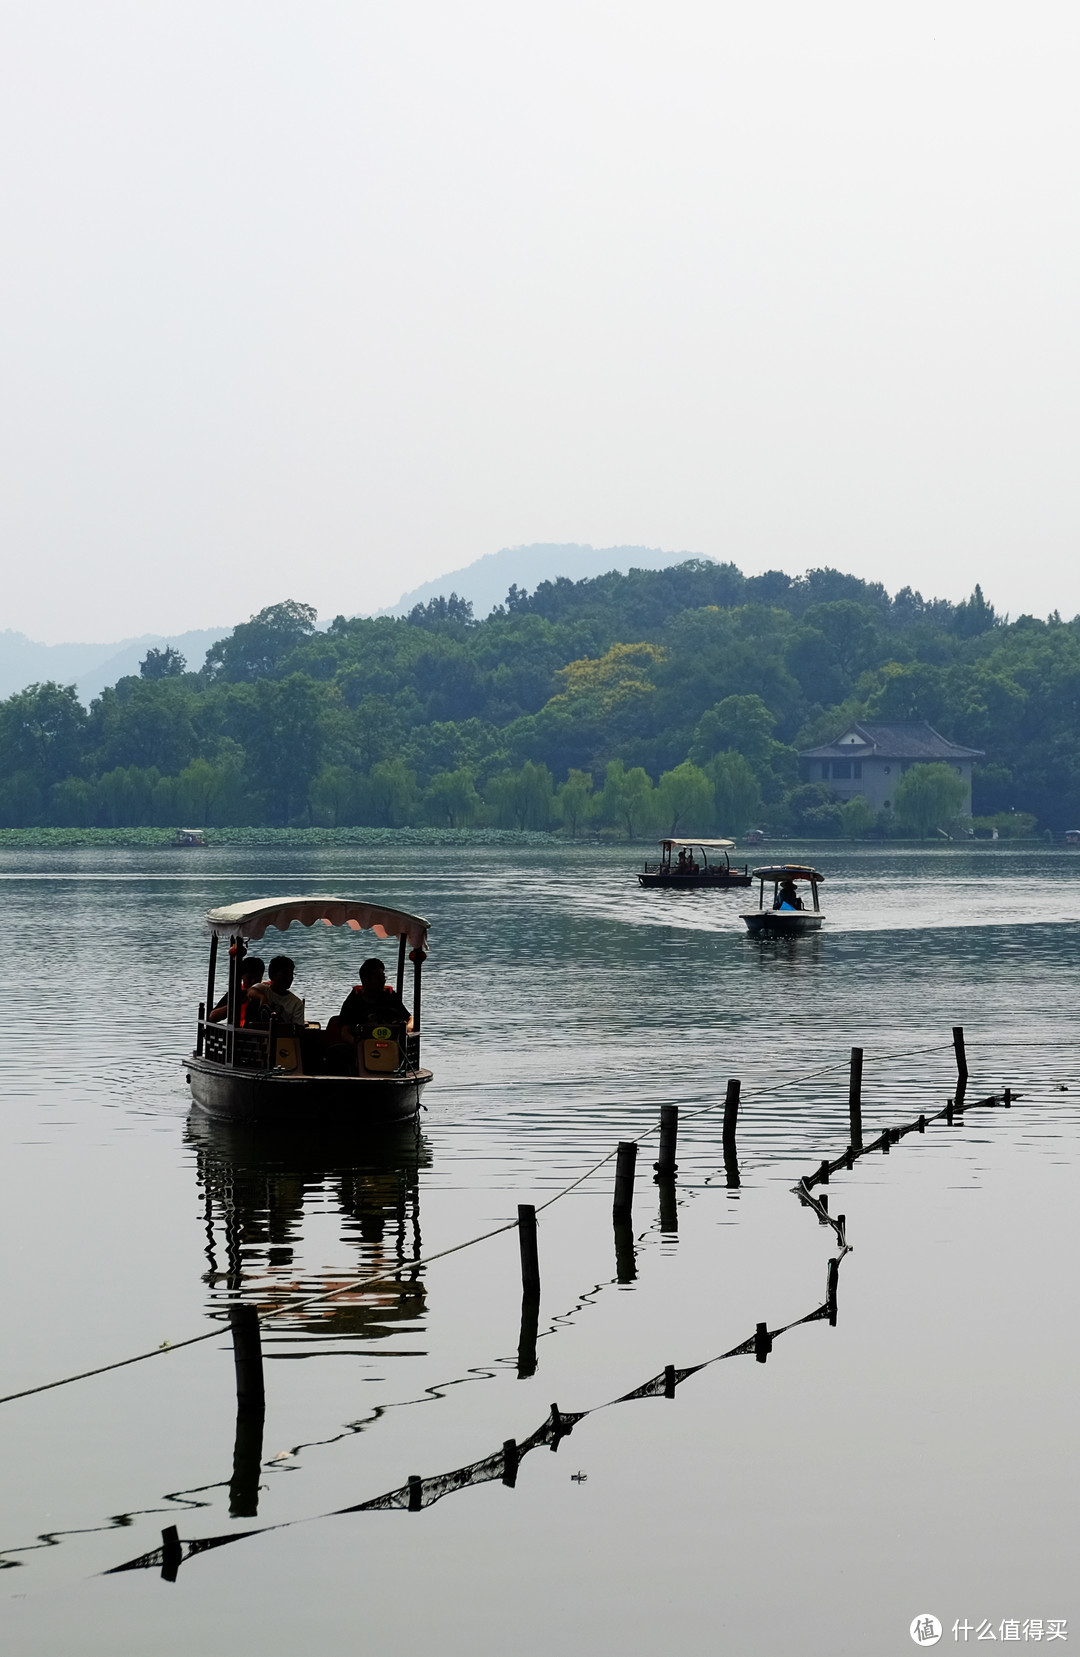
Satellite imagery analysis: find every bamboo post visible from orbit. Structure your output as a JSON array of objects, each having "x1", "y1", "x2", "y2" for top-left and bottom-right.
[
  {"x1": 817, "y1": 1159, "x2": 830, "y2": 1186},
  {"x1": 654, "y1": 1105, "x2": 678, "y2": 1179},
  {"x1": 502, "y1": 1439, "x2": 519, "y2": 1488},
  {"x1": 228, "y1": 1304, "x2": 264, "y2": 1414},
  {"x1": 517, "y1": 1204, "x2": 540, "y2": 1299},
  {"x1": 848, "y1": 1047, "x2": 863, "y2": 1152},
  {"x1": 817, "y1": 1193, "x2": 829, "y2": 1223},
  {"x1": 408, "y1": 1475, "x2": 422, "y2": 1512},
  {"x1": 754, "y1": 1322, "x2": 771, "y2": 1364},
  {"x1": 917, "y1": 1114, "x2": 927, "y2": 1132},
  {"x1": 664, "y1": 1363, "x2": 676, "y2": 1399},
  {"x1": 952, "y1": 1026, "x2": 968, "y2": 1085},
  {"x1": 722, "y1": 1078, "x2": 741, "y2": 1153},
  {"x1": 613, "y1": 1142, "x2": 637, "y2": 1220}
]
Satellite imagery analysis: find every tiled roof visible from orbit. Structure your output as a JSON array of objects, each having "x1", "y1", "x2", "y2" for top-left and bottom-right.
[{"x1": 800, "y1": 721, "x2": 984, "y2": 761}]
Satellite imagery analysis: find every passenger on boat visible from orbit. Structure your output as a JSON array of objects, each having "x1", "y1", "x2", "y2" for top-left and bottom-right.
[
  {"x1": 336, "y1": 957, "x2": 411, "y2": 1036},
  {"x1": 775, "y1": 879, "x2": 804, "y2": 911},
  {"x1": 247, "y1": 956, "x2": 306, "y2": 1029},
  {"x1": 207, "y1": 955, "x2": 265, "y2": 1023}
]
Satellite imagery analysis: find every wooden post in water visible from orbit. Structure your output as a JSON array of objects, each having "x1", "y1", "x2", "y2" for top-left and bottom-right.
[
  {"x1": 664, "y1": 1363, "x2": 676, "y2": 1399},
  {"x1": 917, "y1": 1114, "x2": 927, "y2": 1132},
  {"x1": 502, "y1": 1439, "x2": 519, "y2": 1488},
  {"x1": 827, "y1": 1258, "x2": 840, "y2": 1326},
  {"x1": 613, "y1": 1142, "x2": 637, "y2": 1220},
  {"x1": 848, "y1": 1047, "x2": 864, "y2": 1152},
  {"x1": 754, "y1": 1322, "x2": 772, "y2": 1364},
  {"x1": 408, "y1": 1475, "x2": 422, "y2": 1512},
  {"x1": 517, "y1": 1204, "x2": 540, "y2": 1298},
  {"x1": 722, "y1": 1079, "x2": 741, "y2": 1154},
  {"x1": 228, "y1": 1304, "x2": 264, "y2": 1414},
  {"x1": 655, "y1": 1105, "x2": 678, "y2": 1179},
  {"x1": 817, "y1": 1193, "x2": 829, "y2": 1223},
  {"x1": 724, "y1": 1145, "x2": 741, "y2": 1189},
  {"x1": 817, "y1": 1159, "x2": 830, "y2": 1186},
  {"x1": 952, "y1": 1026, "x2": 968, "y2": 1104}
]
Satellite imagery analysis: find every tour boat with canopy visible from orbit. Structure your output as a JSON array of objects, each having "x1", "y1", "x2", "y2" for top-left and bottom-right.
[
  {"x1": 186, "y1": 895, "x2": 432, "y2": 1124},
  {"x1": 741, "y1": 865, "x2": 825, "y2": 934},
  {"x1": 638, "y1": 838, "x2": 752, "y2": 890}
]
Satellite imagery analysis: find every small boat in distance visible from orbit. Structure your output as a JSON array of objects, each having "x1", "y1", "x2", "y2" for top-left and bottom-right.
[
  {"x1": 638, "y1": 838, "x2": 753, "y2": 890},
  {"x1": 174, "y1": 827, "x2": 208, "y2": 848},
  {"x1": 741, "y1": 865, "x2": 825, "y2": 934},
  {"x1": 187, "y1": 895, "x2": 432, "y2": 1126}
]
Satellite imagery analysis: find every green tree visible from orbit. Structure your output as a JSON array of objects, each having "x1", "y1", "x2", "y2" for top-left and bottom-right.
[
  {"x1": 708, "y1": 751, "x2": 763, "y2": 836},
  {"x1": 309, "y1": 765, "x2": 361, "y2": 827},
  {"x1": 656, "y1": 761, "x2": 713, "y2": 835},
  {"x1": 840, "y1": 794, "x2": 874, "y2": 839},
  {"x1": 139, "y1": 645, "x2": 186, "y2": 679},
  {"x1": 425, "y1": 767, "x2": 482, "y2": 827},
  {"x1": 598, "y1": 760, "x2": 659, "y2": 839},
  {"x1": 363, "y1": 758, "x2": 419, "y2": 826},
  {"x1": 203, "y1": 600, "x2": 318, "y2": 681},
  {"x1": 555, "y1": 769, "x2": 596, "y2": 837},
  {"x1": 893, "y1": 763, "x2": 968, "y2": 836},
  {"x1": 0, "y1": 682, "x2": 86, "y2": 786},
  {"x1": 485, "y1": 760, "x2": 554, "y2": 829}
]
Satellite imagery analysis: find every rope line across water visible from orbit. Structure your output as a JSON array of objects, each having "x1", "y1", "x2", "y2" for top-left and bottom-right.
[{"x1": 0, "y1": 1034, "x2": 1024, "y2": 1408}]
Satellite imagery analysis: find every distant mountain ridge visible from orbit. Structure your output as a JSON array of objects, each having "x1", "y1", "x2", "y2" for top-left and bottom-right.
[
  {"x1": 381, "y1": 543, "x2": 711, "y2": 619},
  {"x1": 0, "y1": 626, "x2": 231, "y2": 703}
]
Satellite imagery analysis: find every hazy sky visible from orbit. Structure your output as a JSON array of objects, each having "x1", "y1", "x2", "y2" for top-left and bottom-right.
[{"x1": 2, "y1": 1, "x2": 1079, "y2": 642}]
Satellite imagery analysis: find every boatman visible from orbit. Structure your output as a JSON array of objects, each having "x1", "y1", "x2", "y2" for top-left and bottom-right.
[{"x1": 337, "y1": 958, "x2": 411, "y2": 1038}]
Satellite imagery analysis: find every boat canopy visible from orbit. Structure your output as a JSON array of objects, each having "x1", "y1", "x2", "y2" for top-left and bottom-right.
[
  {"x1": 205, "y1": 896, "x2": 430, "y2": 949},
  {"x1": 659, "y1": 837, "x2": 736, "y2": 850},
  {"x1": 750, "y1": 865, "x2": 824, "y2": 883}
]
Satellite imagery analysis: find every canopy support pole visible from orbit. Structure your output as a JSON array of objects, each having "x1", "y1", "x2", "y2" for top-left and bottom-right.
[
  {"x1": 396, "y1": 933, "x2": 407, "y2": 1001},
  {"x1": 205, "y1": 933, "x2": 218, "y2": 1026},
  {"x1": 225, "y1": 936, "x2": 246, "y2": 1067},
  {"x1": 412, "y1": 951, "x2": 423, "y2": 1035}
]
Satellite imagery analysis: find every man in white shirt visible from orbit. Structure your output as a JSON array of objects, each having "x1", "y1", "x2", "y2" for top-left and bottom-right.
[{"x1": 248, "y1": 955, "x2": 306, "y2": 1029}]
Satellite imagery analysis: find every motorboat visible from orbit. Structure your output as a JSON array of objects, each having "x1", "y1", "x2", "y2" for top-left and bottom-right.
[
  {"x1": 741, "y1": 865, "x2": 825, "y2": 934},
  {"x1": 186, "y1": 895, "x2": 432, "y2": 1125},
  {"x1": 638, "y1": 838, "x2": 752, "y2": 890}
]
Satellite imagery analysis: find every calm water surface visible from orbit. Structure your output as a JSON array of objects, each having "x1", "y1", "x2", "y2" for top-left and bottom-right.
[{"x1": 0, "y1": 842, "x2": 1077, "y2": 1655}]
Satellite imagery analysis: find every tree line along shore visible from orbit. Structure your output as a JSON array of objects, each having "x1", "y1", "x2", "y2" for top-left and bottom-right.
[{"x1": 0, "y1": 562, "x2": 1074, "y2": 838}]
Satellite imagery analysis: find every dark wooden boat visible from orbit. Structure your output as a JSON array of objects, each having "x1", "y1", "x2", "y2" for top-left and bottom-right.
[
  {"x1": 638, "y1": 838, "x2": 753, "y2": 889},
  {"x1": 741, "y1": 865, "x2": 825, "y2": 934},
  {"x1": 186, "y1": 896, "x2": 432, "y2": 1126}
]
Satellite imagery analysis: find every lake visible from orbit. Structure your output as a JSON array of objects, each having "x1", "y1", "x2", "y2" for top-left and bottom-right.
[{"x1": 0, "y1": 841, "x2": 1077, "y2": 1655}]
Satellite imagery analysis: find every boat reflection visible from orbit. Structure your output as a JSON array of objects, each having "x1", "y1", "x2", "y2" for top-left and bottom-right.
[{"x1": 187, "y1": 1114, "x2": 431, "y2": 1343}]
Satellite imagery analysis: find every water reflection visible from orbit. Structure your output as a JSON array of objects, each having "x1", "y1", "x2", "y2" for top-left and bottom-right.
[{"x1": 187, "y1": 1115, "x2": 431, "y2": 1344}]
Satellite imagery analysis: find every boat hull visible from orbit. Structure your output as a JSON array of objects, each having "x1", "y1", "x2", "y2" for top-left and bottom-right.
[
  {"x1": 741, "y1": 910, "x2": 825, "y2": 935},
  {"x1": 186, "y1": 1054, "x2": 430, "y2": 1125},
  {"x1": 638, "y1": 872, "x2": 752, "y2": 889}
]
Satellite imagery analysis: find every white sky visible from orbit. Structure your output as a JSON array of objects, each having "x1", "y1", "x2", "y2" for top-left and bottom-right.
[{"x1": 2, "y1": 1, "x2": 1079, "y2": 642}]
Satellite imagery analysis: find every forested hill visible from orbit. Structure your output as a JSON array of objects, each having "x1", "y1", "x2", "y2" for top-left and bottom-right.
[{"x1": 1, "y1": 561, "x2": 1076, "y2": 835}]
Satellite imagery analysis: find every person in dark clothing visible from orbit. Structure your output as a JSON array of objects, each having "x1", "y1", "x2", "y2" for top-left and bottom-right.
[
  {"x1": 774, "y1": 879, "x2": 804, "y2": 911},
  {"x1": 207, "y1": 956, "x2": 265, "y2": 1023},
  {"x1": 337, "y1": 957, "x2": 411, "y2": 1037}
]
